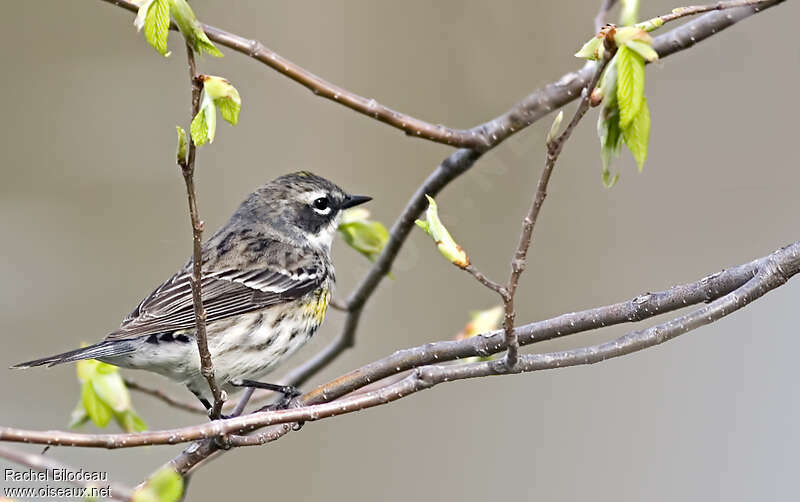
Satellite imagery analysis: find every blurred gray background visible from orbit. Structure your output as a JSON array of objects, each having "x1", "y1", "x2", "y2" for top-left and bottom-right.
[{"x1": 2, "y1": 1, "x2": 799, "y2": 500}]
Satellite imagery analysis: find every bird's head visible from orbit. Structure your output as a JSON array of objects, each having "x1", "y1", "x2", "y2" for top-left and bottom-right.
[{"x1": 244, "y1": 171, "x2": 371, "y2": 251}]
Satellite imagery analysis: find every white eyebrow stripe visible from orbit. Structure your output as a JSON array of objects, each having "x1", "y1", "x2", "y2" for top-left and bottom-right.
[{"x1": 298, "y1": 190, "x2": 329, "y2": 204}]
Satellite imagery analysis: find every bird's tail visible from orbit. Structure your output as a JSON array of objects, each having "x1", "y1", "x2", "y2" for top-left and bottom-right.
[{"x1": 10, "y1": 340, "x2": 135, "y2": 369}]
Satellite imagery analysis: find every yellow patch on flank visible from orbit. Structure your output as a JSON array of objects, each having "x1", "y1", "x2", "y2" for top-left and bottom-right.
[{"x1": 303, "y1": 286, "x2": 330, "y2": 324}]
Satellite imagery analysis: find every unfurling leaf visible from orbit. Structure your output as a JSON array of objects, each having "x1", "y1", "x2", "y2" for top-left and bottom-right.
[
  {"x1": 622, "y1": 97, "x2": 651, "y2": 171},
  {"x1": 612, "y1": 26, "x2": 652, "y2": 46},
  {"x1": 338, "y1": 208, "x2": 389, "y2": 263},
  {"x1": 190, "y1": 93, "x2": 216, "y2": 146},
  {"x1": 175, "y1": 126, "x2": 187, "y2": 164},
  {"x1": 602, "y1": 167, "x2": 620, "y2": 188},
  {"x1": 616, "y1": 45, "x2": 646, "y2": 128},
  {"x1": 81, "y1": 380, "x2": 112, "y2": 428},
  {"x1": 135, "y1": 0, "x2": 171, "y2": 57},
  {"x1": 73, "y1": 357, "x2": 147, "y2": 432},
  {"x1": 169, "y1": 0, "x2": 223, "y2": 57},
  {"x1": 575, "y1": 36, "x2": 604, "y2": 61},
  {"x1": 546, "y1": 110, "x2": 564, "y2": 145},
  {"x1": 636, "y1": 17, "x2": 665, "y2": 32},
  {"x1": 455, "y1": 306, "x2": 504, "y2": 362},
  {"x1": 340, "y1": 207, "x2": 371, "y2": 224},
  {"x1": 92, "y1": 369, "x2": 131, "y2": 413},
  {"x1": 597, "y1": 58, "x2": 622, "y2": 179},
  {"x1": 415, "y1": 195, "x2": 469, "y2": 268},
  {"x1": 133, "y1": 468, "x2": 184, "y2": 502},
  {"x1": 118, "y1": 410, "x2": 148, "y2": 433},
  {"x1": 598, "y1": 103, "x2": 623, "y2": 187},
  {"x1": 132, "y1": 489, "x2": 160, "y2": 502},
  {"x1": 626, "y1": 40, "x2": 658, "y2": 63},
  {"x1": 456, "y1": 306, "x2": 504, "y2": 340},
  {"x1": 76, "y1": 358, "x2": 99, "y2": 383},
  {"x1": 201, "y1": 75, "x2": 242, "y2": 126},
  {"x1": 68, "y1": 401, "x2": 89, "y2": 429}
]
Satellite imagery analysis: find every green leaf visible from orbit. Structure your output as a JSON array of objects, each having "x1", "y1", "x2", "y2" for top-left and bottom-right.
[
  {"x1": 626, "y1": 40, "x2": 658, "y2": 63},
  {"x1": 202, "y1": 76, "x2": 242, "y2": 126},
  {"x1": 415, "y1": 195, "x2": 470, "y2": 268},
  {"x1": 340, "y1": 207, "x2": 370, "y2": 224},
  {"x1": 616, "y1": 45, "x2": 645, "y2": 128},
  {"x1": 195, "y1": 35, "x2": 224, "y2": 58},
  {"x1": 338, "y1": 221, "x2": 389, "y2": 262},
  {"x1": 636, "y1": 17, "x2": 664, "y2": 32},
  {"x1": 81, "y1": 380, "x2": 112, "y2": 428},
  {"x1": 76, "y1": 358, "x2": 98, "y2": 383},
  {"x1": 598, "y1": 103, "x2": 622, "y2": 166},
  {"x1": 94, "y1": 361, "x2": 118, "y2": 375},
  {"x1": 217, "y1": 97, "x2": 241, "y2": 126},
  {"x1": 92, "y1": 371, "x2": 131, "y2": 413},
  {"x1": 190, "y1": 93, "x2": 216, "y2": 146},
  {"x1": 613, "y1": 26, "x2": 652, "y2": 46},
  {"x1": 622, "y1": 96, "x2": 651, "y2": 171},
  {"x1": 175, "y1": 126, "x2": 187, "y2": 164},
  {"x1": 574, "y1": 36, "x2": 604, "y2": 61},
  {"x1": 598, "y1": 56, "x2": 618, "y2": 108},
  {"x1": 139, "y1": 0, "x2": 171, "y2": 57},
  {"x1": 602, "y1": 168, "x2": 620, "y2": 188},
  {"x1": 148, "y1": 468, "x2": 184, "y2": 502},
  {"x1": 169, "y1": 0, "x2": 223, "y2": 57},
  {"x1": 132, "y1": 488, "x2": 160, "y2": 502},
  {"x1": 68, "y1": 401, "x2": 90, "y2": 429},
  {"x1": 116, "y1": 410, "x2": 147, "y2": 433},
  {"x1": 546, "y1": 110, "x2": 564, "y2": 145}
]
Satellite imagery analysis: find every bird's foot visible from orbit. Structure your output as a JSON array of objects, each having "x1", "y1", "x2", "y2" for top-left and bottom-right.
[
  {"x1": 230, "y1": 379, "x2": 302, "y2": 400},
  {"x1": 230, "y1": 379, "x2": 305, "y2": 429}
]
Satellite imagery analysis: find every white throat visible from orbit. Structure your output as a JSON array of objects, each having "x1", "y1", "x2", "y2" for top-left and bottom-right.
[{"x1": 305, "y1": 214, "x2": 341, "y2": 251}]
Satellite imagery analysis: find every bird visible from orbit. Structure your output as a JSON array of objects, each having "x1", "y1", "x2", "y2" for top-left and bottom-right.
[{"x1": 12, "y1": 171, "x2": 371, "y2": 415}]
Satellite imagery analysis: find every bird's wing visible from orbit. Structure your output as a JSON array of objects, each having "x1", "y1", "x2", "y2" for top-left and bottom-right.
[{"x1": 106, "y1": 249, "x2": 325, "y2": 340}]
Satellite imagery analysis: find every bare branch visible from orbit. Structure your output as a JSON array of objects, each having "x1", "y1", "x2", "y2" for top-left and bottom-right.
[
  {"x1": 2, "y1": 241, "x2": 797, "y2": 451},
  {"x1": 177, "y1": 43, "x2": 225, "y2": 419},
  {"x1": 0, "y1": 445, "x2": 135, "y2": 501}
]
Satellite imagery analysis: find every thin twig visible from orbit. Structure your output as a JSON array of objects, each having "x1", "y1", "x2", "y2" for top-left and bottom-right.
[
  {"x1": 178, "y1": 42, "x2": 224, "y2": 419},
  {"x1": 657, "y1": 0, "x2": 774, "y2": 24},
  {"x1": 462, "y1": 265, "x2": 506, "y2": 295},
  {"x1": 0, "y1": 445, "x2": 135, "y2": 500},
  {"x1": 124, "y1": 378, "x2": 205, "y2": 415},
  {"x1": 502, "y1": 46, "x2": 614, "y2": 369},
  {"x1": 329, "y1": 298, "x2": 349, "y2": 311}
]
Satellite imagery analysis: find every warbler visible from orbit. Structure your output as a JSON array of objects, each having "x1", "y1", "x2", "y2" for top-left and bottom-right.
[{"x1": 13, "y1": 171, "x2": 371, "y2": 413}]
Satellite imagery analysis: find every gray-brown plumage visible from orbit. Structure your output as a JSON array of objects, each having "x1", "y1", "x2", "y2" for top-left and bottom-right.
[{"x1": 13, "y1": 171, "x2": 371, "y2": 411}]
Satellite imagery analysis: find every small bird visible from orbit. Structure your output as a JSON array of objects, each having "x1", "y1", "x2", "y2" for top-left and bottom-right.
[{"x1": 13, "y1": 171, "x2": 371, "y2": 414}]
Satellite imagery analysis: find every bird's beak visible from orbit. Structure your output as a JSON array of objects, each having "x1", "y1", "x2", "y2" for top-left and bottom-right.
[{"x1": 342, "y1": 194, "x2": 372, "y2": 209}]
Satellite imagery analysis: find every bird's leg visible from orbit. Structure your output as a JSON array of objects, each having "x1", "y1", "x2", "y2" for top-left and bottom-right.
[
  {"x1": 231, "y1": 379, "x2": 304, "y2": 428},
  {"x1": 230, "y1": 379, "x2": 302, "y2": 401},
  {"x1": 192, "y1": 390, "x2": 232, "y2": 420}
]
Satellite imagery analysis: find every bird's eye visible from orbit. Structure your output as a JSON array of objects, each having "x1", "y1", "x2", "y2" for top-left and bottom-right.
[{"x1": 312, "y1": 197, "x2": 330, "y2": 212}]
